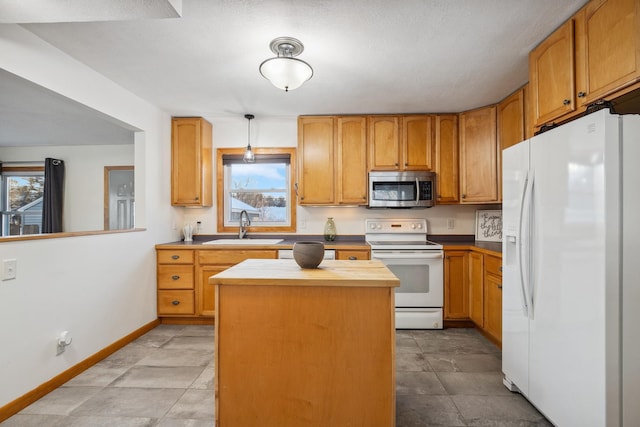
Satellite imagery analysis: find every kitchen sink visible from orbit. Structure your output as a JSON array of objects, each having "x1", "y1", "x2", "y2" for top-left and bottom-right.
[{"x1": 202, "y1": 238, "x2": 284, "y2": 245}]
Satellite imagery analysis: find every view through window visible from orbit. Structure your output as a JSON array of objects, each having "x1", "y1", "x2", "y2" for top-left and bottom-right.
[
  {"x1": 1, "y1": 168, "x2": 45, "y2": 236},
  {"x1": 217, "y1": 148, "x2": 296, "y2": 233},
  {"x1": 224, "y1": 160, "x2": 290, "y2": 226}
]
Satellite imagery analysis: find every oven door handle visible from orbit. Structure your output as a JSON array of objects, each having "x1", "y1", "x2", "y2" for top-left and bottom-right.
[{"x1": 372, "y1": 252, "x2": 443, "y2": 260}]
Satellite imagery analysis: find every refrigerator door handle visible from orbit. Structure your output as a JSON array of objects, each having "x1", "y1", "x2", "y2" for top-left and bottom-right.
[
  {"x1": 527, "y1": 172, "x2": 535, "y2": 318},
  {"x1": 518, "y1": 172, "x2": 530, "y2": 317}
]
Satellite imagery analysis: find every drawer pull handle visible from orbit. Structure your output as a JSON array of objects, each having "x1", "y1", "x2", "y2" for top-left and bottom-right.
[
  {"x1": 498, "y1": 285, "x2": 503, "y2": 289},
  {"x1": 563, "y1": 99, "x2": 570, "y2": 105},
  {"x1": 349, "y1": 256, "x2": 357, "y2": 260},
  {"x1": 172, "y1": 300, "x2": 180, "y2": 306},
  {"x1": 172, "y1": 275, "x2": 180, "y2": 280},
  {"x1": 171, "y1": 255, "x2": 180, "y2": 260},
  {"x1": 499, "y1": 266, "x2": 503, "y2": 272}
]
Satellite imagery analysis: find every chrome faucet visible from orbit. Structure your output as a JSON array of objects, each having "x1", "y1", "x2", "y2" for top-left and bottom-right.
[{"x1": 238, "y1": 210, "x2": 250, "y2": 239}]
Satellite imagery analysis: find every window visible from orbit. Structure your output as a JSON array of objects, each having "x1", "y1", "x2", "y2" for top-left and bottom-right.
[
  {"x1": 217, "y1": 148, "x2": 296, "y2": 233},
  {"x1": 1, "y1": 166, "x2": 45, "y2": 236}
]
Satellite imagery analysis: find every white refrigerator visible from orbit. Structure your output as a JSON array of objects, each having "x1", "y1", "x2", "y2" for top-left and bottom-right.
[{"x1": 502, "y1": 109, "x2": 640, "y2": 426}]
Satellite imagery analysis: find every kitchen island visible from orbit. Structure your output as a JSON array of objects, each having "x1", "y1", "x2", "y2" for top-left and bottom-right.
[{"x1": 210, "y1": 259, "x2": 399, "y2": 427}]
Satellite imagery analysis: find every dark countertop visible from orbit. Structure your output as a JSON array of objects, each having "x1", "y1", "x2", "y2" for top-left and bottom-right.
[
  {"x1": 156, "y1": 234, "x2": 502, "y2": 256},
  {"x1": 429, "y1": 235, "x2": 502, "y2": 256},
  {"x1": 156, "y1": 234, "x2": 369, "y2": 250}
]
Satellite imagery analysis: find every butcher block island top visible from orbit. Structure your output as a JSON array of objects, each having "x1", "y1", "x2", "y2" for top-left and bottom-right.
[
  {"x1": 210, "y1": 259, "x2": 399, "y2": 427},
  {"x1": 211, "y1": 258, "x2": 400, "y2": 287}
]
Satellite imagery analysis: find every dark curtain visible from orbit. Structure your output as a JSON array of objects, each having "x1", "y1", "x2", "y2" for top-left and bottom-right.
[{"x1": 42, "y1": 158, "x2": 65, "y2": 233}]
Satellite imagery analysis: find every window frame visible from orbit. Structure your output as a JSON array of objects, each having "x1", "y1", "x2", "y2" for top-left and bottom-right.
[{"x1": 216, "y1": 147, "x2": 297, "y2": 233}]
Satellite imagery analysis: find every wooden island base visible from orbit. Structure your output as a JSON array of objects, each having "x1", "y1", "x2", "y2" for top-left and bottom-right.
[{"x1": 210, "y1": 259, "x2": 399, "y2": 427}]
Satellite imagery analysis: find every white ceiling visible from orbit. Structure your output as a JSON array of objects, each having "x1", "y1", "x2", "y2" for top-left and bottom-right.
[{"x1": 2, "y1": 0, "x2": 589, "y2": 134}]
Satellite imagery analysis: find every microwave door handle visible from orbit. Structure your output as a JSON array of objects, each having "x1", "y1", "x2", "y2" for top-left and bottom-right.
[{"x1": 415, "y1": 178, "x2": 420, "y2": 205}]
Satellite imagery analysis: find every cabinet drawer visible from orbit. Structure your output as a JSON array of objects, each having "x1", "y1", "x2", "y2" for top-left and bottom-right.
[
  {"x1": 199, "y1": 249, "x2": 277, "y2": 265},
  {"x1": 336, "y1": 250, "x2": 370, "y2": 260},
  {"x1": 158, "y1": 290, "x2": 195, "y2": 315},
  {"x1": 157, "y1": 250, "x2": 194, "y2": 264},
  {"x1": 158, "y1": 265, "x2": 194, "y2": 289},
  {"x1": 485, "y1": 255, "x2": 502, "y2": 276}
]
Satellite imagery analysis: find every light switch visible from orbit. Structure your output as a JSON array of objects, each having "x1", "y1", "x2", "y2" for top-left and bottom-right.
[{"x1": 2, "y1": 259, "x2": 17, "y2": 281}]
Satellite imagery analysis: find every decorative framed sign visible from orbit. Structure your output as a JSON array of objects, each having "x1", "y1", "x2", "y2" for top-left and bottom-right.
[{"x1": 475, "y1": 210, "x2": 502, "y2": 242}]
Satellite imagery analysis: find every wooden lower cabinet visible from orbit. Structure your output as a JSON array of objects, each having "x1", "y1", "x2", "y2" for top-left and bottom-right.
[
  {"x1": 444, "y1": 250, "x2": 469, "y2": 320},
  {"x1": 444, "y1": 248, "x2": 502, "y2": 345},
  {"x1": 484, "y1": 272, "x2": 502, "y2": 343},
  {"x1": 196, "y1": 249, "x2": 278, "y2": 319},
  {"x1": 468, "y1": 251, "x2": 484, "y2": 327},
  {"x1": 158, "y1": 290, "x2": 195, "y2": 315},
  {"x1": 483, "y1": 255, "x2": 503, "y2": 344},
  {"x1": 156, "y1": 249, "x2": 195, "y2": 316},
  {"x1": 156, "y1": 247, "x2": 278, "y2": 321},
  {"x1": 336, "y1": 248, "x2": 370, "y2": 260}
]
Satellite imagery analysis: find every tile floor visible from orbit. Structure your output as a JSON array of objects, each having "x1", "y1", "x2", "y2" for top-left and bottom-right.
[{"x1": 1, "y1": 325, "x2": 551, "y2": 427}]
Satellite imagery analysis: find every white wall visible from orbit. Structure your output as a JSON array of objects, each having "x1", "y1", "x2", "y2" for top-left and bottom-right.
[
  {"x1": 0, "y1": 144, "x2": 134, "y2": 232},
  {"x1": 0, "y1": 25, "x2": 180, "y2": 407},
  {"x1": 183, "y1": 115, "x2": 497, "y2": 236}
]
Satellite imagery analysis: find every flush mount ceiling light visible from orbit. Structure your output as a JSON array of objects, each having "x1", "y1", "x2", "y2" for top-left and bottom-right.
[
  {"x1": 259, "y1": 37, "x2": 313, "y2": 92},
  {"x1": 243, "y1": 114, "x2": 255, "y2": 163}
]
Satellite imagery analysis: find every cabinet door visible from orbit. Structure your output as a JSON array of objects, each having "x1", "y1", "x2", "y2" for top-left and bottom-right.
[
  {"x1": 298, "y1": 116, "x2": 335, "y2": 205},
  {"x1": 199, "y1": 266, "x2": 227, "y2": 317},
  {"x1": 529, "y1": 20, "x2": 576, "y2": 126},
  {"x1": 459, "y1": 106, "x2": 498, "y2": 203},
  {"x1": 497, "y1": 88, "x2": 525, "y2": 201},
  {"x1": 468, "y1": 252, "x2": 484, "y2": 327},
  {"x1": 484, "y1": 273, "x2": 502, "y2": 344},
  {"x1": 171, "y1": 117, "x2": 213, "y2": 206},
  {"x1": 368, "y1": 116, "x2": 400, "y2": 170},
  {"x1": 583, "y1": 0, "x2": 640, "y2": 103},
  {"x1": 434, "y1": 115, "x2": 459, "y2": 204},
  {"x1": 402, "y1": 115, "x2": 433, "y2": 170},
  {"x1": 337, "y1": 116, "x2": 368, "y2": 205},
  {"x1": 444, "y1": 250, "x2": 469, "y2": 320}
]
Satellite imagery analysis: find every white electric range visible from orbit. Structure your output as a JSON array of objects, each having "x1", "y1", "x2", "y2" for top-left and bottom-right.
[{"x1": 365, "y1": 218, "x2": 444, "y2": 329}]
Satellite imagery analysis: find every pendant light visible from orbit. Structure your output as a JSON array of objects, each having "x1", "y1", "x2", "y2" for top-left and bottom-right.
[
  {"x1": 243, "y1": 114, "x2": 255, "y2": 163},
  {"x1": 259, "y1": 37, "x2": 313, "y2": 92}
]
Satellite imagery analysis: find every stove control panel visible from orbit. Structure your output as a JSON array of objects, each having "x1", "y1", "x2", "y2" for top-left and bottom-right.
[{"x1": 365, "y1": 219, "x2": 427, "y2": 234}]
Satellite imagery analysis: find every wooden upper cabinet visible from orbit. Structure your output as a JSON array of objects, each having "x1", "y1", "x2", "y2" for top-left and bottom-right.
[
  {"x1": 581, "y1": 0, "x2": 640, "y2": 104},
  {"x1": 402, "y1": 115, "x2": 433, "y2": 170},
  {"x1": 529, "y1": 0, "x2": 640, "y2": 129},
  {"x1": 497, "y1": 87, "x2": 526, "y2": 201},
  {"x1": 336, "y1": 116, "x2": 368, "y2": 204},
  {"x1": 368, "y1": 116, "x2": 400, "y2": 170},
  {"x1": 459, "y1": 106, "x2": 498, "y2": 204},
  {"x1": 434, "y1": 114, "x2": 459, "y2": 204},
  {"x1": 297, "y1": 116, "x2": 336, "y2": 205},
  {"x1": 171, "y1": 117, "x2": 213, "y2": 206},
  {"x1": 369, "y1": 115, "x2": 434, "y2": 171},
  {"x1": 529, "y1": 19, "x2": 576, "y2": 127},
  {"x1": 298, "y1": 116, "x2": 368, "y2": 206}
]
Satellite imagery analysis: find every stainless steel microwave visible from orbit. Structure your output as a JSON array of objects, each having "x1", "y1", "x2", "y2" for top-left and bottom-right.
[{"x1": 368, "y1": 171, "x2": 436, "y2": 208}]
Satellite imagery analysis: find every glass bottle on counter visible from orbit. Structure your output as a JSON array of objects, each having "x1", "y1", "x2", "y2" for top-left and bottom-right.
[{"x1": 324, "y1": 217, "x2": 336, "y2": 242}]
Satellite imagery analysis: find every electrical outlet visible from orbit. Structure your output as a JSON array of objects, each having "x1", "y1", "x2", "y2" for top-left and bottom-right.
[
  {"x1": 299, "y1": 219, "x2": 307, "y2": 229},
  {"x1": 447, "y1": 219, "x2": 456, "y2": 230},
  {"x1": 2, "y1": 259, "x2": 16, "y2": 281}
]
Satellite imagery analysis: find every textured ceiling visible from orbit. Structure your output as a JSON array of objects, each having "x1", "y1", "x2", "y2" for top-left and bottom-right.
[
  {"x1": 1, "y1": 0, "x2": 589, "y2": 147},
  {"x1": 14, "y1": 0, "x2": 588, "y2": 119}
]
